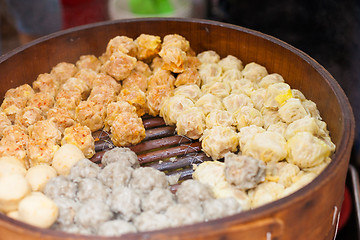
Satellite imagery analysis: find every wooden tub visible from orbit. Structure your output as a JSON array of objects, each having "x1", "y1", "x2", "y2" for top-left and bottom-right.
[{"x1": 0, "y1": 18, "x2": 355, "y2": 240}]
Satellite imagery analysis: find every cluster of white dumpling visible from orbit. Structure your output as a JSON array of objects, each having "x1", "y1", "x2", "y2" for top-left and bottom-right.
[{"x1": 160, "y1": 50, "x2": 335, "y2": 187}]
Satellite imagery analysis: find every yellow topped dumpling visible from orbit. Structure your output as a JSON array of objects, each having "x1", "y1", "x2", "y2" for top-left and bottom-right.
[{"x1": 264, "y1": 82, "x2": 292, "y2": 109}]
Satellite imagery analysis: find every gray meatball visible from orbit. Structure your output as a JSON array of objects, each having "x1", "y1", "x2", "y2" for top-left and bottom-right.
[
  {"x1": 176, "y1": 179, "x2": 214, "y2": 205},
  {"x1": 224, "y1": 152, "x2": 266, "y2": 190},
  {"x1": 97, "y1": 220, "x2": 137, "y2": 236},
  {"x1": 52, "y1": 197, "x2": 80, "y2": 227},
  {"x1": 56, "y1": 224, "x2": 93, "y2": 235},
  {"x1": 141, "y1": 188, "x2": 176, "y2": 213},
  {"x1": 130, "y1": 167, "x2": 168, "y2": 193},
  {"x1": 101, "y1": 147, "x2": 139, "y2": 168},
  {"x1": 74, "y1": 199, "x2": 113, "y2": 230},
  {"x1": 134, "y1": 211, "x2": 171, "y2": 232},
  {"x1": 165, "y1": 203, "x2": 204, "y2": 227},
  {"x1": 43, "y1": 176, "x2": 78, "y2": 199},
  {"x1": 68, "y1": 158, "x2": 101, "y2": 181},
  {"x1": 110, "y1": 186, "x2": 141, "y2": 221},
  {"x1": 202, "y1": 197, "x2": 242, "y2": 221},
  {"x1": 76, "y1": 177, "x2": 110, "y2": 203},
  {"x1": 98, "y1": 162, "x2": 133, "y2": 189}
]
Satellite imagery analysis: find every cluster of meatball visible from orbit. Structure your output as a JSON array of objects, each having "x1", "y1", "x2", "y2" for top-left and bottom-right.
[{"x1": 44, "y1": 147, "x2": 242, "y2": 236}]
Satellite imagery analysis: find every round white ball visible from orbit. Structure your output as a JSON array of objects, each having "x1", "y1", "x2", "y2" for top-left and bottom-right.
[
  {"x1": 0, "y1": 156, "x2": 26, "y2": 177},
  {"x1": 52, "y1": 144, "x2": 85, "y2": 176},
  {"x1": 7, "y1": 210, "x2": 20, "y2": 220},
  {"x1": 0, "y1": 174, "x2": 31, "y2": 213},
  {"x1": 18, "y1": 192, "x2": 58, "y2": 228},
  {"x1": 25, "y1": 165, "x2": 57, "y2": 191}
]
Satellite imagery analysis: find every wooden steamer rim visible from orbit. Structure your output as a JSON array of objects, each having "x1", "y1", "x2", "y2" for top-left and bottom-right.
[{"x1": 0, "y1": 18, "x2": 355, "y2": 240}]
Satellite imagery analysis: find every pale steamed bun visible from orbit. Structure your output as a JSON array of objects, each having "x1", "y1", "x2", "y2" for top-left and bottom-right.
[
  {"x1": 25, "y1": 165, "x2": 57, "y2": 191},
  {"x1": 0, "y1": 174, "x2": 31, "y2": 213},
  {"x1": 0, "y1": 156, "x2": 27, "y2": 177},
  {"x1": 52, "y1": 144, "x2": 85, "y2": 176},
  {"x1": 18, "y1": 192, "x2": 58, "y2": 228}
]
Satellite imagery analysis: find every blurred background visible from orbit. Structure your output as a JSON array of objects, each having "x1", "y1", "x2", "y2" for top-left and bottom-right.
[{"x1": 1, "y1": 0, "x2": 359, "y2": 238}]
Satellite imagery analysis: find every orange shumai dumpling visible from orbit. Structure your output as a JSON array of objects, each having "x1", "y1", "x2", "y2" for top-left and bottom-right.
[{"x1": 110, "y1": 112, "x2": 145, "y2": 147}]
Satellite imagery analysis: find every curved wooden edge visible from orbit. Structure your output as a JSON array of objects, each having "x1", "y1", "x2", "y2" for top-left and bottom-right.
[{"x1": 0, "y1": 18, "x2": 355, "y2": 240}]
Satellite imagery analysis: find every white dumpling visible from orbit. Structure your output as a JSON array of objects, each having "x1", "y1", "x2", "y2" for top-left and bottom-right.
[
  {"x1": 212, "y1": 186, "x2": 251, "y2": 210},
  {"x1": 248, "y1": 182, "x2": 285, "y2": 208},
  {"x1": 220, "y1": 69, "x2": 243, "y2": 83},
  {"x1": 228, "y1": 78, "x2": 254, "y2": 96},
  {"x1": 218, "y1": 55, "x2": 243, "y2": 71},
  {"x1": 291, "y1": 89, "x2": 306, "y2": 101},
  {"x1": 258, "y1": 73, "x2": 284, "y2": 89},
  {"x1": 198, "y1": 63, "x2": 222, "y2": 85},
  {"x1": 201, "y1": 81, "x2": 231, "y2": 99},
  {"x1": 233, "y1": 106, "x2": 264, "y2": 130},
  {"x1": 285, "y1": 116, "x2": 320, "y2": 140},
  {"x1": 286, "y1": 132, "x2": 331, "y2": 169},
  {"x1": 205, "y1": 109, "x2": 234, "y2": 129},
  {"x1": 282, "y1": 172, "x2": 317, "y2": 197},
  {"x1": 197, "y1": 50, "x2": 220, "y2": 64},
  {"x1": 316, "y1": 121, "x2": 332, "y2": 140},
  {"x1": 250, "y1": 88, "x2": 266, "y2": 110},
  {"x1": 267, "y1": 121, "x2": 288, "y2": 137},
  {"x1": 176, "y1": 107, "x2": 205, "y2": 139},
  {"x1": 264, "y1": 82, "x2": 292, "y2": 109},
  {"x1": 319, "y1": 135, "x2": 336, "y2": 153},
  {"x1": 172, "y1": 84, "x2": 202, "y2": 102},
  {"x1": 200, "y1": 126, "x2": 238, "y2": 160},
  {"x1": 223, "y1": 94, "x2": 253, "y2": 113},
  {"x1": 266, "y1": 162, "x2": 300, "y2": 188},
  {"x1": 302, "y1": 157, "x2": 330, "y2": 176},
  {"x1": 242, "y1": 62, "x2": 268, "y2": 84},
  {"x1": 302, "y1": 99, "x2": 321, "y2": 120},
  {"x1": 193, "y1": 161, "x2": 226, "y2": 189},
  {"x1": 261, "y1": 107, "x2": 282, "y2": 129},
  {"x1": 194, "y1": 93, "x2": 224, "y2": 115},
  {"x1": 278, "y1": 98, "x2": 308, "y2": 124},
  {"x1": 160, "y1": 95, "x2": 194, "y2": 125},
  {"x1": 238, "y1": 125, "x2": 265, "y2": 151},
  {"x1": 243, "y1": 131, "x2": 287, "y2": 163}
]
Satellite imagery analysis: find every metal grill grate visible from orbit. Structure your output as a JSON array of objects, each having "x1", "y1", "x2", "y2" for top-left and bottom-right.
[{"x1": 91, "y1": 115, "x2": 212, "y2": 182}]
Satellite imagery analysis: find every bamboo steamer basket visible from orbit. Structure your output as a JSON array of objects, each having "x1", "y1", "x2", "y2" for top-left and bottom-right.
[{"x1": 0, "y1": 18, "x2": 355, "y2": 240}]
